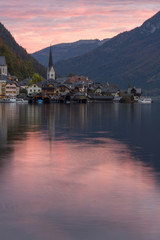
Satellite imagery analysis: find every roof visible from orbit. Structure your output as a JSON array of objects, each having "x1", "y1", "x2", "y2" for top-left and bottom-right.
[
  {"x1": 0, "y1": 56, "x2": 7, "y2": 66},
  {"x1": 42, "y1": 79, "x2": 57, "y2": 87},
  {"x1": 19, "y1": 78, "x2": 31, "y2": 86},
  {"x1": 0, "y1": 75, "x2": 8, "y2": 81},
  {"x1": 56, "y1": 77, "x2": 69, "y2": 83},
  {"x1": 128, "y1": 87, "x2": 142, "y2": 94},
  {"x1": 54, "y1": 84, "x2": 71, "y2": 90},
  {"x1": 6, "y1": 79, "x2": 19, "y2": 86}
]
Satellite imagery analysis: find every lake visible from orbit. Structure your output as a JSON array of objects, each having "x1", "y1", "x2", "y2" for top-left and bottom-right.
[{"x1": 0, "y1": 102, "x2": 160, "y2": 240}]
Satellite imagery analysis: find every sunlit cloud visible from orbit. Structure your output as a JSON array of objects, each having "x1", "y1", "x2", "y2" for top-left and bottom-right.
[{"x1": 1, "y1": 0, "x2": 160, "y2": 52}]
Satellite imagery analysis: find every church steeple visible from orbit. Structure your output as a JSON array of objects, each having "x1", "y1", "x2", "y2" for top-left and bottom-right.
[
  {"x1": 48, "y1": 45, "x2": 53, "y2": 69},
  {"x1": 47, "y1": 46, "x2": 55, "y2": 80}
]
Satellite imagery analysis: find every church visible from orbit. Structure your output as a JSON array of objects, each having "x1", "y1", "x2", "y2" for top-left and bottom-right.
[
  {"x1": 0, "y1": 56, "x2": 7, "y2": 76},
  {"x1": 47, "y1": 46, "x2": 55, "y2": 80}
]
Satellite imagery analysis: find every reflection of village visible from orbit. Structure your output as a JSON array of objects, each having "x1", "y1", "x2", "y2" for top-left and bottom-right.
[
  {"x1": 0, "y1": 47, "x2": 142, "y2": 103},
  {"x1": 0, "y1": 103, "x2": 91, "y2": 160},
  {"x1": 0, "y1": 100, "x2": 145, "y2": 147},
  {"x1": 0, "y1": 100, "x2": 155, "y2": 175}
]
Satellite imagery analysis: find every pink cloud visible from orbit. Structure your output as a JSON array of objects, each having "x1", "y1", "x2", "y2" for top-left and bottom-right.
[{"x1": 1, "y1": 0, "x2": 160, "y2": 52}]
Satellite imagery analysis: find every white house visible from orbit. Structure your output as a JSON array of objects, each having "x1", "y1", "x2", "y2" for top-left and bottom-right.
[{"x1": 27, "y1": 84, "x2": 42, "y2": 95}]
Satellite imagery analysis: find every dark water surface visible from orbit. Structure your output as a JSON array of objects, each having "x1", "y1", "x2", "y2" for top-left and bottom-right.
[{"x1": 0, "y1": 102, "x2": 160, "y2": 240}]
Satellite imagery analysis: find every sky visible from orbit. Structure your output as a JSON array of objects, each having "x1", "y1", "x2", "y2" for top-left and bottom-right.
[{"x1": 1, "y1": 0, "x2": 160, "y2": 53}]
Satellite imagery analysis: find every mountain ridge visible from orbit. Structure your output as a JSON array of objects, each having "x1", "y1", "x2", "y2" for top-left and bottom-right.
[
  {"x1": 31, "y1": 38, "x2": 109, "y2": 67},
  {"x1": 54, "y1": 11, "x2": 160, "y2": 90}
]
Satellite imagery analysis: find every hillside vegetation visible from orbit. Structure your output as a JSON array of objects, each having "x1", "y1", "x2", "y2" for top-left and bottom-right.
[
  {"x1": 0, "y1": 23, "x2": 46, "y2": 79},
  {"x1": 0, "y1": 38, "x2": 34, "y2": 80}
]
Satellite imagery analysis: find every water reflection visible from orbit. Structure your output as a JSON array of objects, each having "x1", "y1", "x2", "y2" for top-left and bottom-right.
[
  {"x1": 1, "y1": 103, "x2": 160, "y2": 167},
  {"x1": 0, "y1": 132, "x2": 160, "y2": 240},
  {"x1": 0, "y1": 103, "x2": 160, "y2": 240}
]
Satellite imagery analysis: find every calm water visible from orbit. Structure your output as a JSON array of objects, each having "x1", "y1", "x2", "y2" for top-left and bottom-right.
[{"x1": 0, "y1": 102, "x2": 160, "y2": 240}]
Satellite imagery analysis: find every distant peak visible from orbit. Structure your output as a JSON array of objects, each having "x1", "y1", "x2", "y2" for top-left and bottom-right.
[{"x1": 140, "y1": 11, "x2": 160, "y2": 34}]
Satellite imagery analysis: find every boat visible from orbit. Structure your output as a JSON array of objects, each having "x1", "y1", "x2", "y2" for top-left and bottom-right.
[
  {"x1": 0, "y1": 97, "x2": 28, "y2": 103},
  {"x1": 113, "y1": 96, "x2": 122, "y2": 102},
  {"x1": 0, "y1": 97, "x2": 16, "y2": 103},
  {"x1": 138, "y1": 97, "x2": 152, "y2": 103},
  {"x1": 91, "y1": 95, "x2": 114, "y2": 103},
  {"x1": 16, "y1": 98, "x2": 28, "y2": 103},
  {"x1": 0, "y1": 98, "x2": 11, "y2": 103},
  {"x1": 9, "y1": 97, "x2": 16, "y2": 103},
  {"x1": 37, "y1": 99, "x2": 43, "y2": 104}
]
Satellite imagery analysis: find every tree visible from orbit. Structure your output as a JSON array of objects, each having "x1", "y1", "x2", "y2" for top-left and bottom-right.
[
  {"x1": 29, "y1": 73, "x2": 42, "y2": 85},
  {"x1": 0, "y1": 38, "x2": 34, "y2": 80},
  {"x1": 68, "y1": 73, "x2": 76, "y2": 77},
  {"x1": 128, "y1": 83, "x2": 131, "y2": 88}
]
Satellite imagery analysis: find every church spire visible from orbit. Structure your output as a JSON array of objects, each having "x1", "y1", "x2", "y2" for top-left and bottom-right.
[
  {"x1": 48, "y1": 45, "x2": 53, "y2": 69},
  {"x1": 47, "y1": 45, "x2": 55, "y2": 80}
]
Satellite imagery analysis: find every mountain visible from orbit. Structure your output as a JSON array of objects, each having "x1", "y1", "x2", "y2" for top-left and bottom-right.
[
  {"x1": 54, "y1": 11, "x2": 160, "y2": 90},
  {"x1": 0, "y1": 23, "x2": 46, "y2": 79},
  {"x1": 31, "y1": 39, "x2": 109, "y2": 67},
  {"x1": 0, "y1": 39, "x2": 34, "y2": 80}
]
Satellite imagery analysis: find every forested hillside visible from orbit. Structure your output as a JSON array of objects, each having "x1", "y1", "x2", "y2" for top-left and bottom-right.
[{"x1": 0, "y1": 23, "x2": 46, "y2": 79}]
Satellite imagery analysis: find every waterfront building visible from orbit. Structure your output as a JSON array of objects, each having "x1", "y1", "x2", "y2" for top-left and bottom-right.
[
  {"x1": 0, "y1": 77, "x2": 6, "y2": 99},
  {"x1": 19, "y1": 78, "x2": 31, "y2": 91},
  {"x1": 42, "y1": 79, "x2": 56, "y2": 99},
  {"x1": 128, "y1": 87, "x2": 142, "y2": 101},
  {"x1": 5, "y1": 80, "x2": 19, "y2": 97},
  {"x1": 66, "y1": 75, "x2": 93, "y2": 86},
  {"x1": 27, "y1": 83, "x2": 42, "y2": 95},
  {"x1": 47, "y1": 46, "x2": 55, "y2": 80},
  {"x1": 54, "y1": 84, "x2": 71, "y2": 95}
]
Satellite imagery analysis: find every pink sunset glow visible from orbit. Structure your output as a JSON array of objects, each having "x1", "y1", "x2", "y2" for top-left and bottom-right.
[
  {"x1": 1, "y1": 0, "x2": 160, "y2": 53},
  {"x1": 12, "y1": 131, "x2": 160, "y2": 238}
]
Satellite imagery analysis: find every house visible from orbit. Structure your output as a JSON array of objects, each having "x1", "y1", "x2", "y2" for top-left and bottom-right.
[
  {"x1": 27, "y1": 83, "x2": 42, "y2": 95},
  {"x1": 19, "y1": 78, "x2": 31, "y2": 90},
  {"x1": 53, "y1": 84, "x2": 71, "y2": 96},
  {"x1": 0, "y1": 76, "x2": 7, "y2": 99},
  {"x1": 0, "y1": 56, "x2": 7, "y2": 76},
  {"x1": 94, "y1": 86, "x2": 103, "y2": 95},
  {"x1": 67, "y1": 75, "x2": 93, "y2": 86},
  {"x1": 42, "y1": 80, "x2": 56, "y2": 98},
  {"x1": 0, "y1": 80, "x2": 6, "y2": 99},
  {"x1": 106, "y1": 86, "x2": 120, "y2": 96},
  {"x1": 128, "y1": 87, "x2": 142, "y2": 101},
  {"x1": 56, "y1": 77, "x2": 69, "y2": 84},
  {"x1": 74, "y1": 83, "x2": 87, "y2": 93},
  {"x1": 5, "y1": 80, "x2": 19, "y2": 97}
]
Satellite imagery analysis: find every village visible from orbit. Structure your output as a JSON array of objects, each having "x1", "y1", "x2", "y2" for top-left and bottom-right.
[{"x1": 0, "y1": 47, "x2": 143, "y2": 104}]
